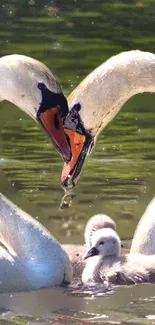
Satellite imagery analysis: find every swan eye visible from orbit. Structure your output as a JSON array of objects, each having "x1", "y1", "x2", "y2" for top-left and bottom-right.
[
  {"x1": 38, "y1": 82, "x2": 46, "y2": 91},
  {"x1": 100, "y1": 241, "x2": 105, "y2": 245}
]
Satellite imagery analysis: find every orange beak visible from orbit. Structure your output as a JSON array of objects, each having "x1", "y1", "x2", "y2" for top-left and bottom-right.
[
  {"x1": 61, "y1": 129, "x2": 92, "y2": 188},
  {"x1": 38, "y1": 106, "x2": 71, "y2": 162}
]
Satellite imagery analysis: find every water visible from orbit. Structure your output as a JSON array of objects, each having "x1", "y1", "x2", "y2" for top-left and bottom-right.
[{"x1": 0, "y1": 0, "x2": 155, "y2": 323}]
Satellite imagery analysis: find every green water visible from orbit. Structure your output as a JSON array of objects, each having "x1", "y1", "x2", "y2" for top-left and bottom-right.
[{"x1": 0, "y1": 0, "x2": 155, "y2": 324}]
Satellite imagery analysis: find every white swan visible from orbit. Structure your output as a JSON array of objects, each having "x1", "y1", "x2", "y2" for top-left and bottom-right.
[
  {"x1": 0, "y1": 54, "x2": 71, "y2": 161},
  {"x1": 130, "y1": 197, "x2": 155, "y2": 255},
  {"x1": 61, "y1": 50, "x2": 155, "y2": 187},
  {"x1": 63, "y1": 213, "x2": 116, "y2": 278},
  {"x1": 0, "y1": 193, "x2": 72, "y2": 293},
  {"x1": 82, "y1": 227, "x2": 155, "y2": 285}
]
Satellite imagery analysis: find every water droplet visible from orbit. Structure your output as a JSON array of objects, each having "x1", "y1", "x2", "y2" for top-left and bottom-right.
[{"x1": 29, "y1": 0, "x2": 35, "y2": 5}]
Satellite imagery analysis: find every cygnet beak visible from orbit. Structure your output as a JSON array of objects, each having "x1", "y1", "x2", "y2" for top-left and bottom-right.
[{"x1": 84, "y1": 246, "x2": 99, "y2": 260}]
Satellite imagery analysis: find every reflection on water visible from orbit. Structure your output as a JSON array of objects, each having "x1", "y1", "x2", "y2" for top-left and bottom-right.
[
  {"x1": 1, "y1": 284, "x2": 155, "y2": 324},
  {"x1": 0, "y1": 0, "x2": 155, "y2": 324}
]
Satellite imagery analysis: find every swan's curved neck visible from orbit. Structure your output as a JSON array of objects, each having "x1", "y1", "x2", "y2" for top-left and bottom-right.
[
  {"x1": 68, "y1": 50, "x2": 155, "y2": 138},
  {"x1": 0, "y1": 55, "x2": 42, "y2": 119},
  {"x1": 0, "y1": 54, "x2": 62, "y2": 119}
]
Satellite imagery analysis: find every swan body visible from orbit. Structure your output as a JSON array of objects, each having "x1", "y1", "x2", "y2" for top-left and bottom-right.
[
  {"x1": 63, "y1": 214, "x2": 116, "y2": 278},
  {"x1": 131, "y1": 197, "x2": 155, "y2": 255},
  {"x1": 0, "y1": 194, "x2": 72, "y2": 293},
  {"x1": 0, "y1": 54, "x2": 71, "y2": 161},
  {"x1": 82, "y1": 227, "x2": 155, "y2": 285},
  {"x1": 62, "y1": 50, "x2": 155, "y2": 187}
]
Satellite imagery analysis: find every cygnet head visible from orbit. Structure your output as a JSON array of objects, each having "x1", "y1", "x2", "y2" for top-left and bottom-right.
[
  {"x1": 84, "y1": 228, "x2": 121, "y2": 260},
  {"x1": 84, "y1": 214, "x2": 116, "y2": 249}
]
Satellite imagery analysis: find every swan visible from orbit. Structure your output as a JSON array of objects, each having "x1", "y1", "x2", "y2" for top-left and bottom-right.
[
  {"x1": 0, "y1": 54, "x2": 71, "y2": 162},
  {"x1": 82, "y1": 227, "x2": 155, "y2": 285},
  {"x1": 130, "y1": 197, "x2": 155, "y2": 255},
  {"x1": 61, "y1": 50, "x2": 155, "y2": 188},
  {"x1": 63, "y1": 214, "x2": 116, "y2": 278},
  {"x1": 0, "y1": 193, "x2": 72, "y2": 293}
]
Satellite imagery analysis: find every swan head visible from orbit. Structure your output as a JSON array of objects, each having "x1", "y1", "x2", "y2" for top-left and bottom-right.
[
  {"x1": 61, "y1": 103, "x2": 93, "y2": 188},
  {"x1": 0, "y1": 54, "x2": 71, "y2": 162},
  {"x1": 84, "y1": 228, "x2": 121, "y2": 260},
  {"x1": 36, "y1": 82, "x2": 71, "y2": 162},
  {"x1": 60, "y1": 49, "x2": 155, "y2": 187}
]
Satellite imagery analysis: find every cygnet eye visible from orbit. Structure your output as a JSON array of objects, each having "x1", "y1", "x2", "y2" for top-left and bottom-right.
[
  {"x1": 100, "y1": 241, "x2": 105, "y2": 245},
  {"x1": 113, "y1": 240, "x2": 116, "y2": 244}
]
